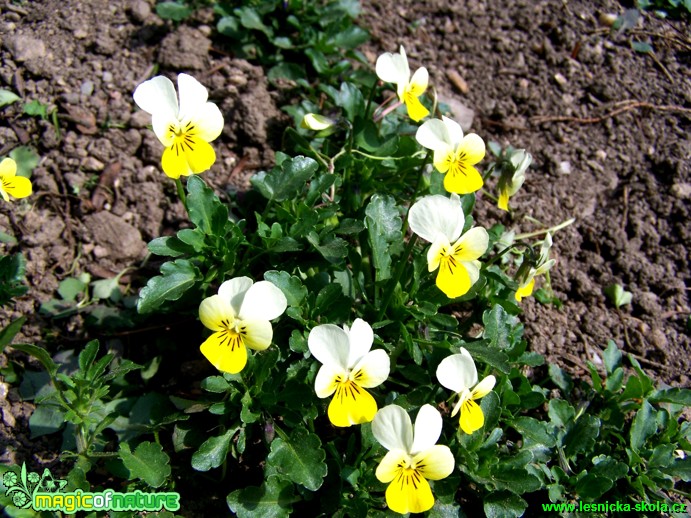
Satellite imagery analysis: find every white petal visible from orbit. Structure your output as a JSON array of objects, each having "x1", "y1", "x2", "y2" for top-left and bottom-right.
[
  {"x1": 435, "y1": 350, "x2": 478, "y2": 393},
  {"x1": 190, "y1": 102, "x2": 224, "y2": 143},
  {"x1": 376, "y1": 50, "x2": 409, "y2": 85},
  {"x1": 218, "y1": 277, "x2": 254, "y2": 316},
  {"x1": 239, "y1": 281, "x2": 287, "y2": 321},
  {"x1": 198, "y1": 294, "x2": 234, "y2": 331},
  {"x1": 408, "y1": 194, "x2": 465, "y2": 243},
  {"x1": 133, "y1": 76, "x2": 179, "y2": 144},
  {"x1": 464, "y1": 260, "x2": 481, "y2": 286},
  {"x1": 133, "y1": 75, "x2": 178, "y2": 117},
  {"x1": 415, "y1": 119, "x2": 451, "y2": 152},
  {"x1": 409, "y1": 67, "x2": 429, "y2": 92},
  {"x1": 510, "y1": 149, "x2": 532, "y2": 176},
  {"x1": 350, "y1": 349, "x2": 390, "y2": 388},
  {"x1": 177, "y1": 73, "x2": 208, "y2": 122},
  {"x1": 411, "y1": 404, "x2": 442, "y2": 454},
  {"x1": 308, "y1": 324, "x2": 349, "y2": 369},
  {"x1": 454, "y1": 227, "x2": 489, "y2": 262},
  {"x1": 535, "y1": 258, "x2": 556, "y2": 276},
  {"x1": 241, "y1": 319, "x2": 272, "y2": 351},
  {"x1": 441, "y1": 115, "x2": 464, "y2": 148},
  {"x1": 346, "y1": 318, "x2": 374, "y2": 367},
  {"x1": 314, "y1": 363, "x2": 344, "y2": 398},
  {"x1": 471, "y1": 375, "x2": 497, "y2": 399},
  {"x1": 371, "y1": 405, "x2": 413, "y2": 453}
]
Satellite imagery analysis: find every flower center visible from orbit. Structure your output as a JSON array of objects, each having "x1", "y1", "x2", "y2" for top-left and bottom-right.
[
  {"x1": 437, "y1": 241, "x2": 464, "y2": 274},
  {"x1": 166, "y1": 121, "x2": 198, "y2": 156},
  {"x1": 218, "y1": 318, "x2": 246, "y2": 351},
  {"x1": 393, "y1": 463, "x2": 424, "y2": 490},
  {"x1": 447, "y1": 149, "x2": 468, "y2": 178},
  {"x1": 333, "y1": 376, "x2": 363, "y2": 403}
]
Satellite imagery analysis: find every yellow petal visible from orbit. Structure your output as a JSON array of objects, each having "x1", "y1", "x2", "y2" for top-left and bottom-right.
[
  {"x1": 432, "y1": 149, "x2": 454, "y2": 174},
  {"x1": 436, "y1": 257, "x2": 472, "y2": 298},
  {"x1": 1, "y1": 175, "x2": 32, "y2": 199},
  {"x1": 385, "y1": 469, "x2": 435, "y2": 514},
  {"x1": 403, "y1": 93, "x2": 429, "y2": 122},
  {"x1": 459, "y1": 398, "x2": 484, "y2": 434},
  {"x1": 161, "y1": 136, "x2": 216, "y2": 178},
  {"x1": 327, "y1": 381, "x2": 377, "y2": 427},
  {"x1": 515, "y1": 277, "x2": 535, "y2": 302},
  {"x1": 443, "y1": 162, "x2": 483, "y2": 194},
  {"x1": 413, "y1": 445, "x2": 455, "y2": 481},
  {"x1": 498, "y1": 189, "x2": 510, "y2": 211},
  {"x1": 200, "y1": 330, "x2": 247, "y2": 374}
]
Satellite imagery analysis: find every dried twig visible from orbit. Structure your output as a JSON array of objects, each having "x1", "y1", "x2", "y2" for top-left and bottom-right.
[{"x1": 530, "y1": 101, "x2": 691, "y2": 125}]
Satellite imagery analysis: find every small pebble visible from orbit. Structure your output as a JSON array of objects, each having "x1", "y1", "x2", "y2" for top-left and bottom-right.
[
  {"x1": 102, "y1": 71, "x2": 113, "y2": 83},
  {"x1": 595, "y1": 149, "x2": 607, "y2": 161},
  {"x1": 447, "y1": 69, "x2": 469, "y2": 94},
  {"x1": 554, "y1": 72, "x2": 568, "y2": 88},
  {"x1": 599, "y1": 13, "x2": 618, "y2": 27},
  {"x1": 558, "y1": 161, "x2": 571, "y2": 175},
  {"x1": 81, "y1": 80, "x2": 94, "y2": 96}
]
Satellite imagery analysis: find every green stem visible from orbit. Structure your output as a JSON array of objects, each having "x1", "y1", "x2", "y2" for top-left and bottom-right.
[
  {"x1": 364, "y1": 78, "x2": 378, "y2": 120},
  {"x1": 514, "y1": 217, "x2": 576, "y2": 240},
  {"x1": 175, "y1": 177, "x2": 187, "y2": 208}
]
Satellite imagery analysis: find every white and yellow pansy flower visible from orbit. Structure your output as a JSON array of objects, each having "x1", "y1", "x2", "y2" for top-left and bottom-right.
[
  {"x1": 198, "y1": 277, "x2": 287, "y2": 374},
  {"x1": 416, "y1": 116, "x2": 486, "y2": 194},
  {"x1": 408, "y1": 193, "x2": 489, "y2": 298},
  {"x1": 376, "y1": 46, "x2": 430, "y2": 122},
  {"x1": 133, "y1": 73, "x2": 224, "y2": 179},
  {"x1": 515, "y1": 233, "x2": 556, "y2": 302},
  {"x1": 0, "y1": 158, "x2": 32, "y2": 202},
  {"x1": 372, "y1": 404, "x2": 455, "y2": 514},
  {"x1": 497, "y1": 149, "x2": 531, "y2": 211},
  {"x1": 308, "y1": 318, "x2": 390, "y2": 427},
  {"x1": 436, "y1": 349, "x2": 496, "y2": 434}
]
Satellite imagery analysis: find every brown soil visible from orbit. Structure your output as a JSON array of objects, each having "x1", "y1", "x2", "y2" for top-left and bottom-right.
[{"x1": 0, "y1": 0, "x2": 689, "y2": 510}]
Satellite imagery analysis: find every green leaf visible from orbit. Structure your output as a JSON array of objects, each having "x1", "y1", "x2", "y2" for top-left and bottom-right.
[
  {"x1": 78, "y1": 340, "x2": 99, "y2": 372},
  {"x1": 201, "y1": 376, "x2": 231, "y2": 393},
  {"x1": 364, "y1": 194, "x2": 402, "y2": 281},
  {"x1": 483, "y1": 305, "x2": 518, "y2": 349},
  {"x1": 631, "y1": 41, "x2": 653, "y2": 53},
  {"x1": 23, "y1": 100, "x2": 48, "y2": 119},
  {"x1": 483, "y1": 491, "x2": 527, "y2": 518},
  {"x1": 0, "y1": 316, "x2": 26, "y2": 352},
  {"x1": 649, "y1": 387, "x2": 691, "y2": 406},
  {"x1": 137, "y1": 260, "x2": 201, "y2": 313},
  {"x1": 335, "y1": 82, "x2": 365, "y2": 121},
  {"x1": 548, "y1": 363, "x2": 573, "y2": 393},
  {"x1": 57, "y1": 277, "x2": 87, "y2": 302},
  {"x1": 604, "y1": 283, "x2": 632, "y2": 308},
  {"x1": 0, "y1": 89, "x2": 20, "y2": 108},
  {"x1": 236, "y1": 6, "x2": 272, "y2": 36},
  {"x1": 306, "y1": 232, "x2": 348, "y2": 262},
  {"x1": 147, "y1": 236, "x2": 193, "y2": 257},
  {"x1": 186, "y1": 176, "x2": 228, "y2": 235},
  {"x1": 548, "y1": 399, "x2": 575, "y2": 428},
  {"x1": 630, "y1": 399, "x2": 657, "y2": 452},
  {"x1": 461, "y1": 342, "x2": 511, "y2": 374},
  {"x1": 29, "y1": 404, "x2": 65, "y2": 438},
  {"x1": 9, "y1": 146, "x2": 40, "y2": 177},
  {"x1": 9, "y1": 343, "x2": 57, "y2": 377},
  {"x1": 564, "y1": 414, "x2": 601, "y2": 458},
  {"x1": 511, "y1": 416, "x2": 557, "y2": 447},
  {"x1": 264, "y1": 271, "x2": 307, "y2": 307},
  {"x1": 267, "y1": 426, "x2": 327, "y2": 491},
  {"x1": 330, "y1": 26, "x2": 369, "y2": 50},
  {"x1": 603, "y1": 340, "x2": 622, "y2": 374},
  {"x1": 661, "y1": 458, "x2": 691, "y2": 482},
  {"x1": 191, "y1": 428, "x2": 237, "y2": 472},
  {"x1": 155, "y1": 1, "x2": 192, "y2": 21},
  {"x1": 251, "y1": 156, "x2": 318, "y2": 202},
  {"x1": 575, "y1": 473, "x2": 613, "y2": 500},
  {"x1": 119, "y1": 441, "x2": 171, "y2": 488},
  {"x1": 227, "y1": 475, "x2": 295, "y2": 518}
]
